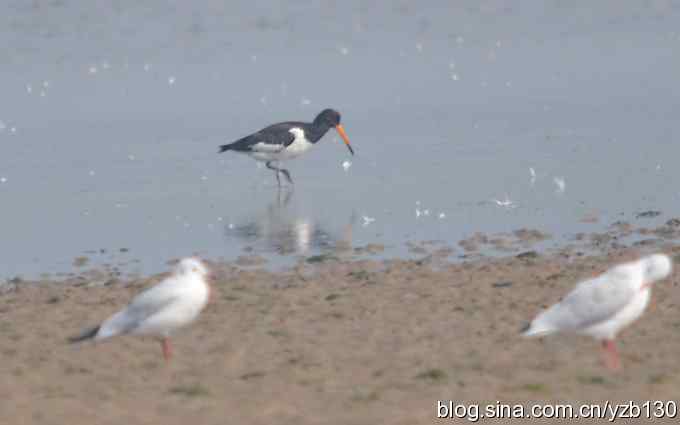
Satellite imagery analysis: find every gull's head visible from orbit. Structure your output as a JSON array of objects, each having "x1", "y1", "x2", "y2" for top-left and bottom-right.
[
  {"x1": 642, "y1": 253, "x2": 672, "y2": 283},
  {"x1": 176, "y1": 257, "x2": 209, "y2": 278}
]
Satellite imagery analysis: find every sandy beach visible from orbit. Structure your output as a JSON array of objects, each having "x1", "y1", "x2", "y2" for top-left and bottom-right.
[{"x1": 2, "y1": 225, "x2": 680, "y2": 424}]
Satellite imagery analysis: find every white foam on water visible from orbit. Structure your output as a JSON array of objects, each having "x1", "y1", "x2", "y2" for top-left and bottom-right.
[
  {"x1": 361, "y1": 216, "x2": 375, "y2": 227},
  {"x1": 491, "y1": 194, "x2": 517, "y2": 209}
]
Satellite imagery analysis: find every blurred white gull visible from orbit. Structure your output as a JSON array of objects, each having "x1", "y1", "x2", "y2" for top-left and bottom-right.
[
  {"x1": 69, "y1": 257, "x2": 212, "y2": 361},
  {"x1": 522, "y1": 253, "x2": 672, "y2": 370}
]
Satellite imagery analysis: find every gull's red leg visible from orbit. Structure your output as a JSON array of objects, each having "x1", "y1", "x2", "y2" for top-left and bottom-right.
[
  {"x1": 601, "y1": 340, "x2": 621, "y2": 371},
  {"x1": 161, "y1": 338, "x2": 172, "y2": 362}
]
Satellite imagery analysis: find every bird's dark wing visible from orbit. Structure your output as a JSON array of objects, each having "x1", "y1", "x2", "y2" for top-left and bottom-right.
[{"x1": 219, "y1": 122, "x2": 302, "y2": 153}]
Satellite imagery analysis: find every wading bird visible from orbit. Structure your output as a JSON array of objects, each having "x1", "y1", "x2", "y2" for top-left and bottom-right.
[{"x1": 219, "y1": 109, "x2": 354, "y2": 186}]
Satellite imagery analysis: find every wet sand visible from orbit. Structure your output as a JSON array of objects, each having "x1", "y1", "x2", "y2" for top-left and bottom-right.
[{"x1": 3, "y1": 234, "x2": 680, "y2": 424}]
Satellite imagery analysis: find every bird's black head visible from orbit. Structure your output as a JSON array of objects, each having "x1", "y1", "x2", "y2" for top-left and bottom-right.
[
  {"x1": 312, "y1": 108, "x2": 354, "y2": 155},
  {"x1": 313, "y1": 109, "x2": 342, "y2": 128}
]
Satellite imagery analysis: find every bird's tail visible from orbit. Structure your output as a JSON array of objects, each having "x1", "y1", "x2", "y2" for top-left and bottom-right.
[
  {"x1": 68, "y1": 325, "x2": 100, "y2": 343},
  {"x1": 520, "y1": 319, "x2": 554, "y2": 338},
  {"x1": 218, "y1": 144, "x2": 232, "y2": 153}
]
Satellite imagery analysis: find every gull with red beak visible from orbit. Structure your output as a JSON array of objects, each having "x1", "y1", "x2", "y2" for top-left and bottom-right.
[
  {"x1": 69, "y1": 257, "x2": 212, "y2": 362},
  {"x1": 521, "y1": 253, "x2": 672, "y2": 371},
  {"x1": 219, "y1": 108, "x2": 354, "y2": 186}
]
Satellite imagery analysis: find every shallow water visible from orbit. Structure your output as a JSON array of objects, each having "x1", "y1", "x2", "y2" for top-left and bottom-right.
[{"x1": 1, "y1": 1, "x2": 680, "y2": 278}]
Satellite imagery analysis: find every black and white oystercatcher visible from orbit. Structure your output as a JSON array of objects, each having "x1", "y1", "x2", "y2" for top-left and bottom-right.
[{"x1": 219, "y1": 109, "x2": 354, "y2": 186}]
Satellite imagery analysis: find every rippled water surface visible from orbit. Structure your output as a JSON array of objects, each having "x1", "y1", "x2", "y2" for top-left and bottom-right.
[{"x1": 2, "y1": 1, "x2": 680, "y2": 278}]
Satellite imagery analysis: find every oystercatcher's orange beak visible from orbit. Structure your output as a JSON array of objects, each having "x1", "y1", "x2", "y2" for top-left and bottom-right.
[{"x1": 335, "y1": 124, "x2": 354, "y2": 156}]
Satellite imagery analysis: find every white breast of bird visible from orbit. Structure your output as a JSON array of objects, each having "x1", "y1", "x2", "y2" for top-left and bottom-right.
[{"x1": 282, "y1": 127, "x2": 314, "y2": 159}]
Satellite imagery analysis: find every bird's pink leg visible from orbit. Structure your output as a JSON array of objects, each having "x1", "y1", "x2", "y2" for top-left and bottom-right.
[
  {"x1": 601, "y1": 340, "x2": 621, "y2": 371},
  {"x1": 161, "y1": 338, "x2": 172, "y2": 362},
  {"x1": 208, "y1": 279, "x2": 216, "y2": 305}
]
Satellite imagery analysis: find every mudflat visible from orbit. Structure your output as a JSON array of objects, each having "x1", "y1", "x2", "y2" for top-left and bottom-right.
[{"x1": 2, "y1": 243, "x2": 680, "y2": 425}]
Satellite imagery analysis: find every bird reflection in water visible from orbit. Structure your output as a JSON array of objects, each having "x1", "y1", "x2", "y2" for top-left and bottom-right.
[{"x1": 226, "y1": 190, "x2": 354, "y2": 255}]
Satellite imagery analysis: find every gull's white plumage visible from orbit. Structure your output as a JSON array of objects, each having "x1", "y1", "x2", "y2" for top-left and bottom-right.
[
  {"x1": 70, "y1": 257, "x2": 211, "y2": 360},
  {"x1": 522, "y1": 253, "x2": 672, "y2": 369},
  {"x1": 523, "y1": 254, "x2": 671, "y2": 339}
]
